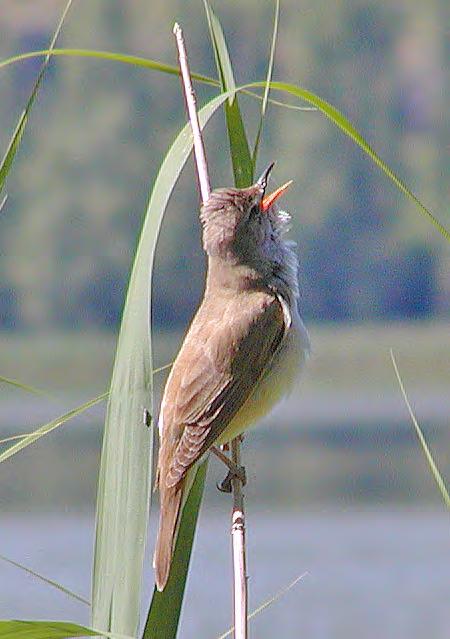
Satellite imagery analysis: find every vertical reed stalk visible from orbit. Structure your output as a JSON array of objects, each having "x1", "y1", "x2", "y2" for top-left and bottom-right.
[
  {"x1": 231, "y1": 438, "x2": 248, "y2": 639},
  {"x1": 173, "y1": 22, "x2": 248, "y2": 639},
  {"x1": 173, "y1": 22, "x2": 210, "y2": 204}
]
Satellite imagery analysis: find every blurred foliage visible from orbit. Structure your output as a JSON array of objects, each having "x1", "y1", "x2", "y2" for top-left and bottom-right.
[{"x1": 0, "y1": 0, "x2": 448, "y2": 332}]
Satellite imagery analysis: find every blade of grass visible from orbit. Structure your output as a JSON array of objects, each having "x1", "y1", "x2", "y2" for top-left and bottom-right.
[
  {"x1": 203, "y1": 3, "x2": 235, "y2": 104},
  {"x1": 0, "y1": 434, "x2": 33, "y2": 445},
  {"x1": 0, "y1": 363, "x2": 171, "y2": 451},
  {"x1": 0, "y1": 621, "x2": 98, "y2": 639},
  {"x1": 217, "y1": 572, "x2": 308, "y2": 639},
  {"x1": 0, "y1": 554, "x2": 89, "y2": 606},
  {"x1": 0, "y1": 0, "x2": 73, "y2": 193},
  {"x1": 0, "y1": 621, "x2": 135, "y2": 639},
  {"x1": 0, "y1": 49, "x2": 217, "y2": 86},
  {"x1": 245, "y1": 81, "x2": 449, "y2": 241},
  {"x1": 92, "y1": 91, "x2": 232, "y2": 638},
  {"x1": 0, "y1": 374, "x2": 50, "y2": 397},
  {"x1": 252, "y1": 0, "x2": 280, "y2": 164},
  {"x1": 247, "y1": 93, "x2": 316, "y2": 112},
  {"x1": 390, "y1": 349, "x2": 450, "y2": 508},
  {"x1": 223, "y1": 97, "x2": 254, "y2": 188},
  {"x1": 0, "y1": 392, "x2": 107, "y2": 464},
  {"x1": 0, "y1": 49, "x2": 316, "y2": 115},
  {"x1": 142, "y1": 462, "x2": 207, "y2": 639},
  {"x1": 204, "y1": 2, "x2": 253, "y2": 187}
]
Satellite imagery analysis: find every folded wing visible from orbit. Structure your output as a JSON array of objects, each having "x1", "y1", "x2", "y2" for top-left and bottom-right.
[{"x1": 157, "y1": 290, "x2": 286, "y2": 489}]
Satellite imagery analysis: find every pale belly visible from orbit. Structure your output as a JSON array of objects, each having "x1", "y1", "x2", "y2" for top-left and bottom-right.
[{"x1": 215, "y1": 312, "x2": 310, "y2": 445}]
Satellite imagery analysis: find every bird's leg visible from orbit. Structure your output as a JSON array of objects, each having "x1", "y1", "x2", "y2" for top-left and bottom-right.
[
  {"x1": 220, "y1": 433, "x2": 244, "y2": 453},
  {"x1": 212, "y1": 444, "x2": 246, "y2": 493}
]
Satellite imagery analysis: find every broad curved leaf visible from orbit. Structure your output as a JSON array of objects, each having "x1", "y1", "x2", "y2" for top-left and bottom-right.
[
  {"x1": 92, "y1": 91, "x2": 232, "y2": 638},
  {"x1": 0, "y1": 621, "x2": 133, "y2": 639}
]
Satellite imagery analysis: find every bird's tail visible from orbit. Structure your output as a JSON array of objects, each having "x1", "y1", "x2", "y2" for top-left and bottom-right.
[{"x1": 153, "y1": 482, "x2": 183, "y2": 591}]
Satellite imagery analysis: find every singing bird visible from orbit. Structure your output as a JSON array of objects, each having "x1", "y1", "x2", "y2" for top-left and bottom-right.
[{"x1": 154, "y1": 163, "x2": 310, "y2": 590}]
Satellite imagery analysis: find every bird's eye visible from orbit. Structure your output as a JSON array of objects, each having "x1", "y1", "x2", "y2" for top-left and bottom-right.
[{"x1": 249, "y1": 203, "x2": 260, "y2": 220}]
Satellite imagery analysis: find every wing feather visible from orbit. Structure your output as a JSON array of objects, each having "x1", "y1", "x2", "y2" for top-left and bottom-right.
[{"x1": 158, "y1": 290, "x2": 286, "y2": 489}]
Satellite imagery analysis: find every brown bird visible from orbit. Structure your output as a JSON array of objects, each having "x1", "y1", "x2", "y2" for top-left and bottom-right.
[{"x1": 153, "y1": 163, "x2": 310, "y2": 590}]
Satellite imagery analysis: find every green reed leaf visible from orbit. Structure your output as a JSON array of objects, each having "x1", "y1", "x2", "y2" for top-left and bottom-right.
[
  {"x1": 0, "y1": 375, "x2": 49, "y2": 397},
  {"x1": 0, "y1": 1, "x2": 74, "y2": 194},
  {"x1": 204, "y1": 2, "x2": 253, "y2": 187},
  {"x1": 0, "y1": 49, "x2": 216, "y2": 86},
  {"x1": 0, "y1": 621, "x2": 133, "y2": 639},
  {"x1": 252, "y1": 0, "x2": 280, "y2": 164},
  {"x1": 92, "y1": 92, "x2": 232, "y2": 638}
]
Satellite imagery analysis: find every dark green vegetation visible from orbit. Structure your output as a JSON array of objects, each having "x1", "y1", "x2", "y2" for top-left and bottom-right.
[{"x1": 0, "y1": 0, "x2": 448, "y2": 333}]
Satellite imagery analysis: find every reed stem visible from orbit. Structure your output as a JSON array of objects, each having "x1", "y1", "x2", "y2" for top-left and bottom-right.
[{"x1": 173, "y1": 22, "x2": 248, "y2": 639}]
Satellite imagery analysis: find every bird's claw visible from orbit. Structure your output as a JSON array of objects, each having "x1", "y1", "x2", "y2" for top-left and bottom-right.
[{"x1": 216, "y1": 465, "x2": 246, "y2": 493}]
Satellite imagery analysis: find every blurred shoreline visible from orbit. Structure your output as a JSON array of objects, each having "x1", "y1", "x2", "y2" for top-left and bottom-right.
[
  {"x1": 1, "y1": 321, "x2": 449, "y2": 392},
  {"x1": 1, "y1": 323, "x2": 448, "y2": 509}
]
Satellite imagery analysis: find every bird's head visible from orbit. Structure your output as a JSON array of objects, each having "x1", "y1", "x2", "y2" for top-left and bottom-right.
[{"x1": 200, "y1": 162, "x2": 293, "y2": 265}]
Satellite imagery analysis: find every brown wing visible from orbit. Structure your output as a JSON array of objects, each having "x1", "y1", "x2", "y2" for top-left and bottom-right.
[{"x1": 157, "y1": 289, "x2": 286, "y2": 489}]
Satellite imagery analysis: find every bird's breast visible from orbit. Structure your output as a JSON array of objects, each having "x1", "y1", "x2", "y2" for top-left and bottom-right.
[{"x1": 216, "y1": 309, "x2": 309, "y2": 445}]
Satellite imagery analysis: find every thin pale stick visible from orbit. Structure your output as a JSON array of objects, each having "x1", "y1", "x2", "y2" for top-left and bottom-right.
[
  {"x1": 231, "y1": 438, "x2": 248, "y2": 639},
  {"x1": 173, "y1": 22, "x2": 211, "y2": 204}
]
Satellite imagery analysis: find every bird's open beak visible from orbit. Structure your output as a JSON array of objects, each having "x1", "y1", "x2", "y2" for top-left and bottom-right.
[
  {"x1": 257, "y1": 162, "x2": 276, "y2": 190},
  {"x1": 261, "y1": 180, "x2": 293, "y2": 212}
]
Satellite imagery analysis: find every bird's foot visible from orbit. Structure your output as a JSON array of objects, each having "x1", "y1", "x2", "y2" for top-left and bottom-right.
[
  {"x1": 217, "y1": 466, "x2": 247, "y2": 493},
  {"x1": 212, "y1": 445, "x2": 247, "y2": 493}
]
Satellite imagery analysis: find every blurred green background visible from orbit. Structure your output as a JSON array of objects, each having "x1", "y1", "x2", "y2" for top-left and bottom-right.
[
  {"x1": 0, "y1": 0, "x2": 448, "y2": 332},
  {"x1": 1, "y1": 2, "x2": 449, "y2": 637}
]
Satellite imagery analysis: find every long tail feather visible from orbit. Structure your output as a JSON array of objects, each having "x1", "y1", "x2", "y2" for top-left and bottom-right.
[{"x1": 153, "y1": 483, "x2": 183, "y2": 591}]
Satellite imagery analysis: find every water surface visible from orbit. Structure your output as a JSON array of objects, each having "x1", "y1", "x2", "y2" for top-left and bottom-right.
[{"x1": 1, "y1": 509, "x2": 448, "y2": 638}]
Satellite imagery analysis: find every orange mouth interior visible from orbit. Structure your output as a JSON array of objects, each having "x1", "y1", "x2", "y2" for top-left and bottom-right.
[{"x1": 261, "y1": 180, "x2": 293, "y2": 212}]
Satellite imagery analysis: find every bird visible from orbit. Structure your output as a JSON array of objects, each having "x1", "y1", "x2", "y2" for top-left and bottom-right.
[{"x1": 153, "y1": 163, "x2": 310, "y2": 590}]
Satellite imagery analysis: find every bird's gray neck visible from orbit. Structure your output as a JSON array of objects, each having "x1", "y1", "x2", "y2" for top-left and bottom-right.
[
  {"x1": 206, "y1": 238, "x2": 299, "y2": 308},
  {"x1": 268, "y1": 239, "x2": 299, "y2": 306}
]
